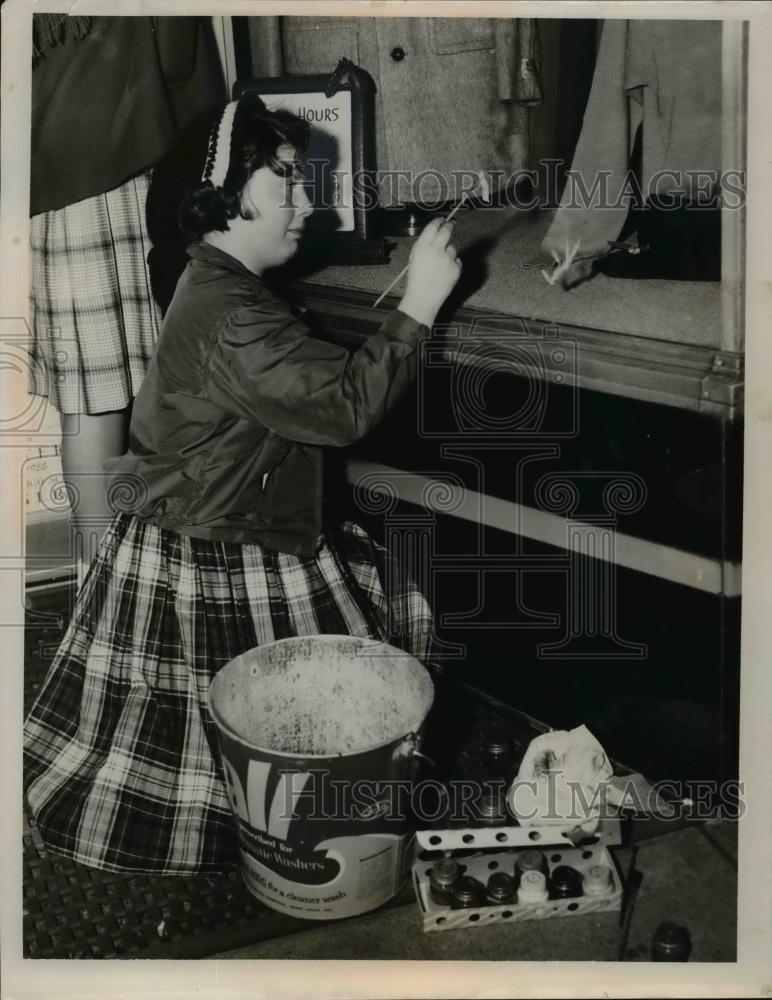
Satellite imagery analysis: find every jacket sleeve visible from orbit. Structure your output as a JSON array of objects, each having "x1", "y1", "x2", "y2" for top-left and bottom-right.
[
  {"x1": 205, "y1": 301, "x2": 427, "y2": 446},
  {"x1": 540, "y1": 19, "x2": 631, "y2": 260}
]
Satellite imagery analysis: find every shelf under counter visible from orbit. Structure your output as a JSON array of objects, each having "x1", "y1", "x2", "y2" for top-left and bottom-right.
[{"x1": 295, "y1": 282, "x2": 743, "y2": 419}]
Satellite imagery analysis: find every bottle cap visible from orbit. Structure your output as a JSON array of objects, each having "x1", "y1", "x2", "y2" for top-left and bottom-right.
[
  {"x1": 451, "y1": 876, "x2": 486, "y2": 909},
  {"x1": 477, "y1": 787, "x2": 507, "y2": 824},
  {"x1": 656, "y1": 922, "x2": 690, "y2": 944},
  {"x1": 484, "y1": 736, "x2": 510, "y2": 758},
  {"x1": 651, "y1": 921, "x2": 691, "y2": 960},
  {"x1": 550, "y1": 865, "x2": 583, "y2": 898},
  {"x1": 486, "y1": 871, "x2": 516, "y2": 903},
  {"x1": 431, "y1": 858, "x2": 460, "y2": 888},
  {"x1": 481, "y1": 729, "x2": 515, "y2": 776},
  {"x1": 515, "y1": 850, "x2": 549, "y2": 876},
  {"x1": 582, "y1": 864, "x2": 613, "y2": 896},
  {"x1": 517, "y1": 869, "x2": 548, "y2": 902}
]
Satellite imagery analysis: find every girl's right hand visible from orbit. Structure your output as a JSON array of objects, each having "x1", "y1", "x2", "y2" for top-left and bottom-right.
[{"x1": 399, "y1": 218, "x2": 462, "y2": 329}]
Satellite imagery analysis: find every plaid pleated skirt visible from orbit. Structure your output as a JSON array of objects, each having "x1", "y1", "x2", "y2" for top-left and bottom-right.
[
  {"x1": 28, "y1": 174, "x2": 161, "y2": 415},
  {"x1": 23, "y1": 513, "x2": 434, "y2": 874}
]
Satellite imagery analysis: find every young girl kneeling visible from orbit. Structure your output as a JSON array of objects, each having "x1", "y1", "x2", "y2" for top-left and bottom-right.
[{"x1": 23, "y1": 95, "x2": 461, "y2": 874}]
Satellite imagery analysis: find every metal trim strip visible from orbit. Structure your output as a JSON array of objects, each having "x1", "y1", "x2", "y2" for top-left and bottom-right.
[{"x1": 346, "y1": 461, "x2": 741, "y2": 597}]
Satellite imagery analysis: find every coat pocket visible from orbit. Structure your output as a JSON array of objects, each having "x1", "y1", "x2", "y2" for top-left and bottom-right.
[
  {"x1": 427, "y1": 18, "x2": 495, "y2": 55},
  {"x1": 282, "y1": 17, "x2": 361, "y2": 74}
]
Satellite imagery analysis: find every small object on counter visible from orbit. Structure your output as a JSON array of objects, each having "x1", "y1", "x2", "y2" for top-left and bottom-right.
[
  {"x1": 402, "y1": 209, "x2": 421, "y2": 238},
  {"x1": 540, "y1": 237, "x2": 582, "y2": 287},
  {"x1": 582, "y1": 864, "x2": 614, "y2": 897},
  {"x1": 517, "y1": 869, "x2": 549, "y2": 904},
  {"x1": 651, "y1": 921, "x2": 692, "y2": 961},
  {"x1": 524, "y1": 240, "x2": 649, "y2": 272},
  {"x1": 476, "y1": 785, "x2": 508, "y2": 825},
  {"x1": 429, "y1": 858, "x2": 460, "y2": 906},
  {"x1": 486, "y1": 872, "x2": 517, "y2": 905},
  {"x1": 607, "y1": 240, "x2": 648, "y2": 254},
  {"x1": 450, "y1": 876, "x2": 487, "y2": 910},
  {"x1": 514, "y1": 849, "x2": 549, "y2": 885},
  {"x1": 454, "y1": 723, "x2": 521, "y2": 782},
  {"x1": 549, "y1": 865, "x2": 584, "y2": 899}
]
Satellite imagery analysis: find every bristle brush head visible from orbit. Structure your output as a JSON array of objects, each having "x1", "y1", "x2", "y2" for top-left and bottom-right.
[{"x1": 478, "y1": 172, "x2": 491, "y2": 204}]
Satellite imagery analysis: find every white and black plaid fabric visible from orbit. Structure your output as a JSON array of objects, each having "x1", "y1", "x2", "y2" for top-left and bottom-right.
[
  {"x1": 28, "y1": 174, "x2": 161, "y2": 414},
  {"x1": 23, "y1": 514, "x2": 434, "y2": 874}
]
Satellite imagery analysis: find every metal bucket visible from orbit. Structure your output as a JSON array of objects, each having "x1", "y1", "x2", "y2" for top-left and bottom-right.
[{"x1": 208, "y1": 635, "x2": 434, "y2": 920}]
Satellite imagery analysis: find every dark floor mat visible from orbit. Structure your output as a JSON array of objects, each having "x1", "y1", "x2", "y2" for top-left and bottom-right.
[
  {"x1": 23, "y1": 805, "x2": 309, "y2": 959},
  {"x1": 23, "y1": 585, "x2": 297, "y2": 957}
]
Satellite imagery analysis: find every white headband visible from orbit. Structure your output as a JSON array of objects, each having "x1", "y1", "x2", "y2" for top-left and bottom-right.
[{"x1": 202, "y1": 100, "x2": 239, "y2": 187}]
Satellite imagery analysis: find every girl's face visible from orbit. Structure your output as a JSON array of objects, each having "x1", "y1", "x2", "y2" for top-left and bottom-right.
[{"x1": 240, "y1": 144, "x2": 313, "y2": 271}]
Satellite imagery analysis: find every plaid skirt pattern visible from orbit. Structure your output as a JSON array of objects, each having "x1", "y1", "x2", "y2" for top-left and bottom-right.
[
  {"x1": 23, "y1": 514, "x2": 434, "y2": 874},
  {"x1": 28, "y1": 174, "x2": 161, "y2": 414}
]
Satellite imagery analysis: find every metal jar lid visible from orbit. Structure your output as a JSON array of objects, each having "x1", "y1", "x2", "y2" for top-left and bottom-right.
[
  {"x1": 451, "y1": 876, "x2": 485, "y2": 909},
  {"x1": 486, "y1": 871, "x2": 516, "y2": 903},
  {"x1": 482, "y1": 735, "x2": 511, "y2": 763},
  {"x1": 430, "y1": 857, "x2": 460, "y2": 889},
  {"x1": 550, "y1": 864, "x2": 583, "y2": 898},
  {"x1": 484, "y1": 735, "x2": 510, "y2": 756},
  {"x1": 477, "y1": 787, "x2": 508, "y2": 824},
  {"x1": 651, "y1": 921, "x2": 691, "y2": 961},
  {"x1": 515, "y1": 850, "x2": 548, "y2": 875}
]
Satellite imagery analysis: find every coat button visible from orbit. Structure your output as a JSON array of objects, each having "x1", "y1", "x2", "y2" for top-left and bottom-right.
[{"x1": 390, "y1": 46, "x2": 406, "y2": 62}]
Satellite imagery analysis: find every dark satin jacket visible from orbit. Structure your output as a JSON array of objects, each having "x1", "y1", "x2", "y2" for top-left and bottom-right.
[{"x1": 105, "y1": 242, "x2": 426, "y2": 556}]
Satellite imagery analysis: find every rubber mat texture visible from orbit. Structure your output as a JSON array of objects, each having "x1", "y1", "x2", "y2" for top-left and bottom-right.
[{"x1": 22, "y1": 585, "x2": 318, "y2": 960}]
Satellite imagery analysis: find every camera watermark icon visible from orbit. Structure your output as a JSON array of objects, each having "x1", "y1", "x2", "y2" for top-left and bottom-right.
[
  {"x1": 0, "y1": 317, "x2": 82, "y2": 437},
  {"x1": 533, "y1": 471, "x2": 648, "y2": 660},
  {"x1": 0, "y1": 318, "x2": 50, "y2": 436},
  {"x1": 417, "y1": 317, "x2": 579, "y2": 441},
  {"x1": 353, "y1": 469, "x2": 467, "y2": 660},
  {"x1": 18, "y1": 469, "x2": 150, "y2": 621},
  {"x1": 350, "y1": 458, "x2": 648, "y2": 657}
]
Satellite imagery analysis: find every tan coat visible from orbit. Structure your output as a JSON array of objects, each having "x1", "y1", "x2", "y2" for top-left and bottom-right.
[
  {"x1": 250, "y1": 16, "x2": 542, "y2": 205},
  {"x1": 542, "y1": 19, "x2": 722, "y2": 262}
]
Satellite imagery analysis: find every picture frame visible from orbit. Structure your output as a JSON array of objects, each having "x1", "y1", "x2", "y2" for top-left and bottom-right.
[{"x1": 235, "y1": 58, "x2": 393, "y2": 264}]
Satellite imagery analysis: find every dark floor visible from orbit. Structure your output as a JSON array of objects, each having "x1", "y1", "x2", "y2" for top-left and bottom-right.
[
  {"x1": 22, "y1": 581, "x2": 737, "y2": 961},
  {"x1": 22, "y1": 580, "x2": 367, "y2": 959},
  {"x1": 213, "y1": 822, "x2": 738, "y2": 962}
]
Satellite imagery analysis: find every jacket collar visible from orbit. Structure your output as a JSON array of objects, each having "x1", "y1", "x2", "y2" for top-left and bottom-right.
[{"x1": 187, "y1": 241, "x2": 264, "y2": 284}]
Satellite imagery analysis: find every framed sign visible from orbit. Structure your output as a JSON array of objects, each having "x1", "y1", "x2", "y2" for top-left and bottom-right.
[{"x1": 235, "y1": 59, "x2": 392, "y2": 264}]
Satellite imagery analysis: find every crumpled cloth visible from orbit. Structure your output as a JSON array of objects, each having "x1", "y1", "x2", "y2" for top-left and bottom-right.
[{"x1": 506, "y1": 725, "x2": 613, "y2": 831}]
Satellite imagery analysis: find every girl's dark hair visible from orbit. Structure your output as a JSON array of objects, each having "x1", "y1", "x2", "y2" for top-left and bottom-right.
[
  {"x1": 146, "y1": 95, "x2": 310, "y2": 312},
  {"x1": 180, "y1": 94, "x2": 310, "y2": 241}
]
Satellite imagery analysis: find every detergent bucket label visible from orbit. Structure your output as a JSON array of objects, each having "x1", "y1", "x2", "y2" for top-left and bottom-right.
[{"x1": 208, "y1": 635, "x2": 434, "y2": 920}]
